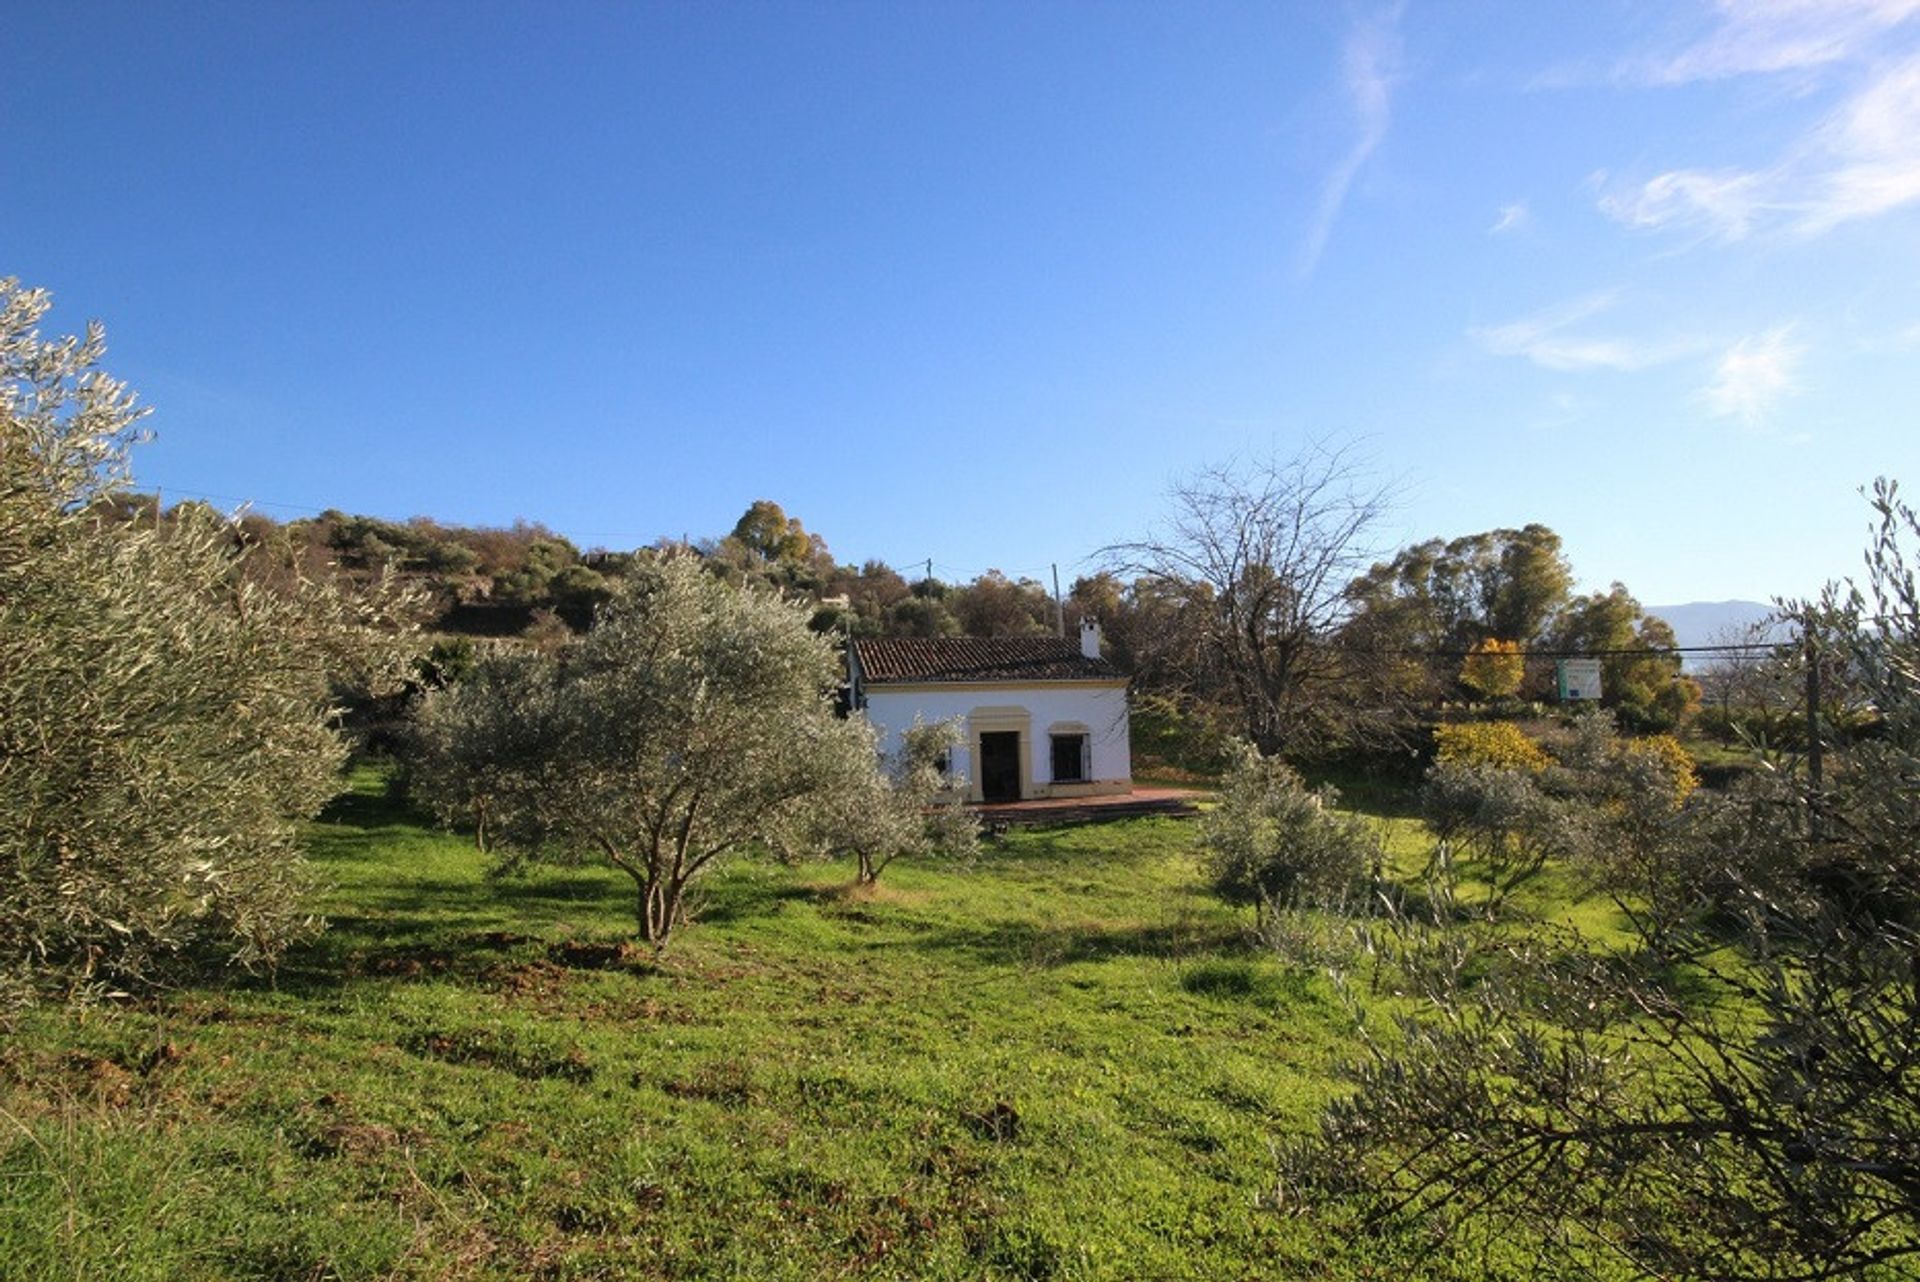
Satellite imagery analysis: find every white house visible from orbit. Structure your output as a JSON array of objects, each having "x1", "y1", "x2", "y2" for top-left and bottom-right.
[{"x1": 848, "y1": 620, "x2": 1132, "y2": 804}]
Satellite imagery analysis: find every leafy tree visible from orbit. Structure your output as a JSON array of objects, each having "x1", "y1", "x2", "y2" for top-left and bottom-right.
[
  {"x1": 730, "y1": 498, "x2": 817, "y2": 564},
  {"x1": 1457, "y1": 637, "x2": 1524, "y2": 701},
  {"x1": 825, "y1": 559, "x2": 912, "y2": 636},
  {"x1": 1431, "y1": 720, "x2": 1550, "y2": 772},
  {"x1": 547, "y1": 562, "x2": 613, "y2": 619},
  {"x1": 1279, "y1": 481, "x2": 1920, "y2": 1280},
  {"x1": 408, "y1": 651, "x2": 573, "y2": 853},
  {"x1": 1128, "y1": 692, "x2": 1234, "y2": 776},
  {"x1": 1067, "y1": 571, "x2": 1125, "y2": 629},
  {"x1": 0, "y1": 279, "x2": 402, "y2": 1006},
  {"x1": 415, "y1": 635, "x2": 480, "y2": 690},
  {"x1": 886, "y1": 591, "x2": 962, "y2": 638},
  {"x1": 1345, "y1": 524, "x2": 1573, "y2": 658},
  {"x1": 1420, "y1": 760, "x2": 1586, "y2": 920},
  {"x1": 1555, "y1": 721, "x2": 1705, "y2": 955},
  {"x1": 490, "y1": 533, "x2": 585, "y2": 607},
  {"x1": 950, "y1": 569, "x2": 1054, "y2": 638},
  {"x1": 710, "y1": 500, "x2": 835, "y2": 594},
  {"x1": 1549, "y1": 583, "x2": 1701, "y2": 730},
  {"x1": 410, "y1": 556, "x2": 888, "y2": 945}
]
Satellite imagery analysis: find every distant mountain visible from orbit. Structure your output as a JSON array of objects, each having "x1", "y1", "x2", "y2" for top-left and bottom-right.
[{"x1": 1645, "y1": 600, "x2": 1788, "y2": 667}]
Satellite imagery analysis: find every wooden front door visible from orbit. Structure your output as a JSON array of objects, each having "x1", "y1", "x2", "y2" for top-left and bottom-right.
[{"x1": 979, "y1": 731, "x2": 1021, "y2": 803}]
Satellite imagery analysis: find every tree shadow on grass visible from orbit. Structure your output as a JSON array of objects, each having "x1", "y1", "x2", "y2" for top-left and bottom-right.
[
  {"x1": 266, "y1": 904, "x2": 672, "y2": 997},
  {"x1": 273, "y1": 859, "x2": 807, "y2": 996},
  {"x1": 692, "y1": 879, "x2": 817, "y2": 926},
  {"x1": 314, "y1": 778, "x2": 418, "y2": 831},
  {"x1": 899, "y1": 915, "x2": 1254, "y2": 969}
]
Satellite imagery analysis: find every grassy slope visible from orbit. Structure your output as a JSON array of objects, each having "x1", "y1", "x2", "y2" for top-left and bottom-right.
[{"x1": 1, "y1": 774, "x2": 1529, "y2": 1282}]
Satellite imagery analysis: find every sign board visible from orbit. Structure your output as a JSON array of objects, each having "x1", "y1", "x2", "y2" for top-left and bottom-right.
[{"x1": 1556, "y1": 658, "x2": 1603, "y2": 702}]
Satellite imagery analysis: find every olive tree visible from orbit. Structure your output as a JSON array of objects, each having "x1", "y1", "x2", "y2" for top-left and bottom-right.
[
  {"x1": 844, "y1": 719, "x2": 977, "y2": 886},
  {"x1": 1, "y1": 279, "x2": 396, "y2": 1006},
  {"x1": 411, "y1": 556, "x2": 896, "y2": 945},
  {"x1": 407, "y1": 650, "x2": 574, "y2": 854}
]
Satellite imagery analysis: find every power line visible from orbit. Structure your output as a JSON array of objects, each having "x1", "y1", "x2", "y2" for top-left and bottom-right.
[
  {"x1": 1367, "y1": 641, "x2": 1786, "y2": 661},
  {"x1": 135, "y1": 480, "x2": 335, "y2": 516}
]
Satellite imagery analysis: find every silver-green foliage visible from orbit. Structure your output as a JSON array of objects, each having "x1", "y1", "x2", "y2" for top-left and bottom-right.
[
  {"x1": 0, "y1": 280, "x2": 365, "y2": 1006},
  {"x1": 793, "y1": 717, "x2": 977, "y2": 886},
  {"x1": 411, "y1": 556, "x2": 897, "y2": 944},
  {"x1": 1420, "y1": 760, "x2": 1591, "y2": 921},
  {"x1": 1200, "y1": 742, "x2": 1380, "y2": 912},
  {"x1": 408, "y1": 650, "x2": 573, "y2": 855}
]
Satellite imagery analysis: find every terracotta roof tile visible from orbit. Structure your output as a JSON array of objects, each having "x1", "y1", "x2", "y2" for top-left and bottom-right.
[{"x1": 851, "y1": 637, "x2": 1121, "y2": 684}]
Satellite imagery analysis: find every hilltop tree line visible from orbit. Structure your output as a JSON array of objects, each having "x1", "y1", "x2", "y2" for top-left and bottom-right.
[{"x1": 106, "y1": 461, "x2": 1701, "y2": 772}]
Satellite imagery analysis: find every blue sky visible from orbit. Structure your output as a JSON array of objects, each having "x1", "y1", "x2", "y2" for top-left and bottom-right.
[{"x1": 6, "y1": 1, "x2": 1918, "y2": 604}]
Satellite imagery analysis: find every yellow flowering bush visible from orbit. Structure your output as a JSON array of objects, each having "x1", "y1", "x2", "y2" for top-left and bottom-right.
[
  {"x1": 1621, "y1": 734, "x2": 1699, "y2": 808},
  {"x1": 1433, "y1": 721, "x2": 1550, "y2": 773}
]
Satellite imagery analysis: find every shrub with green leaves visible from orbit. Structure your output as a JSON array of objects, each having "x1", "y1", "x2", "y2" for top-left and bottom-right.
[
  {"x1": 1200, "y1": 742, "x2": 1380, "y2": 913},
  {"x1": 830, "y1": 718, "x2": 979, "y2": 885},
  {"x1": 1420, "y1": 759, "x2": 1589, "y2": 919}
]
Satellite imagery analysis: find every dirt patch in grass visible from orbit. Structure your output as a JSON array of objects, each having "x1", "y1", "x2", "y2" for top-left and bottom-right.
[
  {"x1": 483, "y1": 959, "x2": 572, "y2": 999},
  {"x1": 959, "y1": 1100, "x2": 1021, "y2": 1143},
  {"x1": 547, "y1": 938, "x2": 658, "y2": 973},
  {"x1": 291, "y1": 1094, "x2": 415, "y2": 1160},
  {"x1": 659, "y1": 1058, "x2": 757, "y2": 1106},
  {"x1": 3, "y1": 1040, "x2": 193, "y2": 1111}
]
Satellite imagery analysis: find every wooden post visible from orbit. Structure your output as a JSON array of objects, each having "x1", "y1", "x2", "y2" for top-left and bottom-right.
[{"x1": 1806, "y1": 630, "x2": 1824, "y2": 844}]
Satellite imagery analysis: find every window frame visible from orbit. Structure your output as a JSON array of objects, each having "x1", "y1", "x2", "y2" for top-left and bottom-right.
[{"x1": 1049, "y1": 731, "x2": 1090, "y2": 784}]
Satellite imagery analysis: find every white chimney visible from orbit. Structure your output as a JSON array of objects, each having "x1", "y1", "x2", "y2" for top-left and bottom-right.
[{"x1": 1079, "y1": 617, "x2": 1102, "y2": 660}]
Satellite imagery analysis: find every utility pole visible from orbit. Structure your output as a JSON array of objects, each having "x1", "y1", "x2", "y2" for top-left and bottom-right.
[
  {"x1": 1806, "y1": 628, "x2": 1824, "y2": 844},
  {"x1": 1051, "y1": 563, "x2": 1064, "y2": 638}
]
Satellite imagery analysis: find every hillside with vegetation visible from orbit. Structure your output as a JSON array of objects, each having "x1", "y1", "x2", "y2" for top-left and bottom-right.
[{"x1": 7, "y1": 277, "x2": 1916, "y2": 1280}]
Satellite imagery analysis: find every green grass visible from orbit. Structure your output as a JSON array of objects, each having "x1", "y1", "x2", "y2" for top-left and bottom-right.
[{"x1": 1, "y1": 770, "x2": 1571, "y2": 1281}]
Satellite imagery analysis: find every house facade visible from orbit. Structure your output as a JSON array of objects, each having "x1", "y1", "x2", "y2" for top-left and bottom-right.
[{"x1": 848, "y1": 620, "x2": 1131, "y2": 804}]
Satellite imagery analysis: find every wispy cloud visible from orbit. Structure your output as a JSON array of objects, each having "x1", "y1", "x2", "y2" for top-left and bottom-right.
[
  {"x1": 1529, "y1": 0, "x2": 1920, "y2": 90},
  {"x1": 1527, "y1": 390, "x2": 1585, "y2": 434},
  {"x1": 1488, "y1": 201, "x2": 1531, "y2": 235},
  {"x1": 1471, "y1": 292, "x2": 1699, "y2": 372},
  {"x1": 1298, "y1": 4, "x2": 1403, "y2": 276},
  {"x1": 1598, "y1": 168, "x2": 1772, "y2": 240},
  {"x1": 1625, "y1": 0, "x2": 1920, "y2": 85},
  {"x1": 1598, "y1": 6, "x2": 1920, "y2": 240},
  {"x1": 1700, "y1": 326, "x2": 1805, "y2": 423},
  {"x1": 1599, "y1": 54, "x2": 1920, "y2": 238},
  {"x1": 1597, "y1": 51, "x2": 1920, "y2": 241}
]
